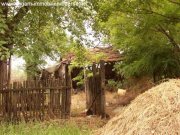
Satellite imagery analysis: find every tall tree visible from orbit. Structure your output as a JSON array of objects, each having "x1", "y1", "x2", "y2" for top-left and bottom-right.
[
  {"x1": 89, "y1": 0, "x2": 180, "y2": 81},
  {"x1": 0, "y1": 1, "x2": 29, "y2": 87},
  {"x1": 0, "y1": 0, "x2": 91, "y2": 85}
]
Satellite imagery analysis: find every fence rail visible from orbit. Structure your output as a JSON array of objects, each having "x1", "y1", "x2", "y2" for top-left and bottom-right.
[{"x1": 0, "y1": 78, "x2": 71, "y2": 122}]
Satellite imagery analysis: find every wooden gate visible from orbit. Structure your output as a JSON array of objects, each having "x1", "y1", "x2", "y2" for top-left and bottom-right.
[
  {"x1": 85, "y1": 60, "x2": 106, "y2": 117},
  {"x1": 0, "y1": 65, "x2": 71, "y2": 122}
]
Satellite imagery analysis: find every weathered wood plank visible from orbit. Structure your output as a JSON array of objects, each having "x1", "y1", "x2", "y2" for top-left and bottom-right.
[{"x1": 0, "y1": 69, "x2": 71, "y2": 122}]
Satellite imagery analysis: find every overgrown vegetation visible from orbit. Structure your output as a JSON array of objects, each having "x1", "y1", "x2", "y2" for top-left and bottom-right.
[
  {"x1": 0, "y1": 122, "x2": 90, "y2": 135},
  {"x1": 90, "y1": 0, "x2": 180, "y2": 82},
  {"x1": 1, "y1": 0, "x2": 178, "y2": 84},
  {"x1": 0, "y1": 0, "x2": 92, "y2": 81},
  {"x1": 106, "y1": 79, "x2": 123, "y2": 91}
]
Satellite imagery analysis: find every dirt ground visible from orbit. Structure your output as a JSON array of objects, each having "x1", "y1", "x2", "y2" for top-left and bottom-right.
[
  {"x1": 70, "y1": 78, "x2": 155, "y2": 131},
  {"x1": 70, "y1": 91, "x2": 115, "y2": 130},
  {"x1": 71, "y1": 91, "x2": 121, "y2": 117},
  {"x1": 70, "y1": 90, "x2": 140, "y2": 130}
]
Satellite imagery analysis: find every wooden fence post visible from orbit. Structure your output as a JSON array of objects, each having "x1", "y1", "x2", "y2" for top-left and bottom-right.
[
  {"x1": 100, "y1": 60, "x2": 106, "y2": 118},
  {"x1": 0, "y1": 72, "x2": 72, "y2": 122},
  {"x1": 92, "y1": 63, "x2": 96, "y2": 114},
  {"x1": 61, "y1": 63, "x2": 71, "y2": 118},
  {"x1": 85, "y1": 61, "x2": 106, "y2": 117},
  {"x1": 84, "y1": 67, "x2": 89, "y2": 110},
  {"x1": 66, "y1": 64, "x2": 71, "y2": 118}
]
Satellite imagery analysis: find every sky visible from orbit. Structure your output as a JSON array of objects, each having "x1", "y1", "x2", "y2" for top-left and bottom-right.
[
  {"x1": 12, "y1": 56, "x2": 57, "y2": 71},
  {"x1": 12, "y1": 57, "x2": 25, "y2": 70},
  {"x1": 12, "y1": 23, "x2": 104, "y2": 71},
  {"x1": 11, "y1": 1, "x2": 106, "y2": 71}
]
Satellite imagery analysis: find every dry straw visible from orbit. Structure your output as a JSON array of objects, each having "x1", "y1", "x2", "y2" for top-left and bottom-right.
[{"x1": 96, "y1": 79, "x2": 180, "y2": 135}]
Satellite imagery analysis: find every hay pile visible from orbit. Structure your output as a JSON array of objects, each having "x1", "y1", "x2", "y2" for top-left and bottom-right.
[{"x1": 96, "y1": 79, "x2": 180, "y2": 135}]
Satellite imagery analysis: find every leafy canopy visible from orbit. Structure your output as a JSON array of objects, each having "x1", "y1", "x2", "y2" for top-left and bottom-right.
[
  {"x1": 90, "y1": 0, "x2": 180, "y2": 80},
  {"x1": 0, "y1": 0, "x2": 93, "y2": 77}
]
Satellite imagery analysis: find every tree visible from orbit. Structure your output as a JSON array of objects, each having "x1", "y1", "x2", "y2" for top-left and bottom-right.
[
  {"x1": 89, "y1": 0, "x2": 180, "y2": 81},
  {"x1": 0, "y1": 2, "x2": 29, "y2": 87},
  {"x1": 0, "y1": 0, "x2": 92, "y2": 85}
]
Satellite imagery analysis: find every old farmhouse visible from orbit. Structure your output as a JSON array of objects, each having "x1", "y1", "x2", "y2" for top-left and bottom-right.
[{"x1": 40, "y1": 46, "x2": 123, "y2": 90}]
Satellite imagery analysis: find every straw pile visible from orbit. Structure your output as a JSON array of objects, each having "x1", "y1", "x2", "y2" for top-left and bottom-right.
[{"x1": 96, "y1": 79, "x2": 180, "y2": 135}]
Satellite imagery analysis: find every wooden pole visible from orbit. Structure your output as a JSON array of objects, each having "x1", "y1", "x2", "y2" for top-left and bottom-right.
[
  {"x1": 66, "y1": 64, "x2": 71, "y2": 118},
  {"x1": 61, "y1": 63, "x2": 71, "y2": 119},
  {"x1": 100, "y1": 60, "x2": 106, "y2": 117},
  {"x1": 84, "y1": 66, "x2": 89, "y2": 109}
]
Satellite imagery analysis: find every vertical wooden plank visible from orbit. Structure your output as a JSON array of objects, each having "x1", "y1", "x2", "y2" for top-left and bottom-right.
[
  {"x1": 97, "y1": 75, "x2": 102, "y2": 115},
  {"x1": 2, "y1": 90, "x2": 5, "y2": 119},
  {"x1": 1, "y1": 89, "x2": 5, "y2": 119},
  {"x1": 58, "y1": 79, "x2": 61, "y2": 118},
  {"x1": 36, "y1": 80, "x2": 39, "y2": 119},
  {"x1": 41, "y1": 81, "x2": 45, "y2": 121},
  {"x1": 37, "y1": 80, "x2": 41, "y2": 120},
  {"x1": 36, "y1": 80, "x2": 39, "y2": 120},
  {"x1": 23, "y1": 81, "x2": 26, "y2": 122},
  {"x1": 92, "y1": 63, "x2": 96, "y2": 114},
  {"x1": 65, "y1": 64, "x2": 71, "y2": 118},
  {"x1": 13, "y1": 82, "x2": 18, "y2": 122},
  {"x1": 8, "y1": 82, "x2": 13, "y2": 122},
  {"x1": 17, "y1": 83, "x2": 20, "y2": 121},
  {"x1": 86, "y1": 62, "x2": 105, "y2": 117},
  {"x1": 34, "y1": 80, "x2": 37, "y2": 120},
  {"x1": 57, "y1": 88, "x2": 60, "y2": 117},
  {"x1": 20, "y1": 82, "x2": 23, "y2": 121},
  {"x1": 61, "y1": 64, "x2": 65, "y2": 118},
  {"x1": 0, "y1": 89, "x2": 1, "y2": 117},
  {"x1": 100, "y1": 60, "x2": 106, "y2": 117},
  {"x1": 84, "y1": 67, "x2": 89, "y2": 110},
  {"x1": 25, "y1": 81, "x2": 27, "y2": 121},
  {"x1": 32, "y1": 80, "x2": 36, "y2": 120},
  {"x1": 51, "y1": 80, "x2": 54, "y2": 116},
  {"x1": 0, "y1": 89, "x2": 2, "y2": 118},
  {"x1": 51, "y1": 80, "x2": 53, "y2": 117}
]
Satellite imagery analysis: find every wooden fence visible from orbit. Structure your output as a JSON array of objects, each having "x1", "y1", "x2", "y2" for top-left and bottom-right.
[
  {"x1": 85, "y1": 60, "x2": 106, "y2": 117},
  {"x1": 0, "y1": 66, "x2": 71, "y2": 122}
]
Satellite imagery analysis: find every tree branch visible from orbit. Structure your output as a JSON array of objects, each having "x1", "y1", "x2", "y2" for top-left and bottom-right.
[
  {"x1": 141, "y1": 9, "x2": 180, "y2": 21},
  {"x1": 168, "y1": 0, "x2": 180, "y2": 5},
  {"x1": 156, "y1": 25, "x2": 180, "y2": 51},
  {"x1": 8, "y1": 6, "x2": 29, "y2": 30}
]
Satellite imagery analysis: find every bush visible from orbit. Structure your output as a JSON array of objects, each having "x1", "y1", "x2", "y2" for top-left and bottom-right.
[{"x1": 106, "y1": 79, "x2": 123, "y2": 91}]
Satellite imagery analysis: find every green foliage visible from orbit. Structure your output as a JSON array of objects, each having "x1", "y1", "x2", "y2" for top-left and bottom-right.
[
  {"x1": 0, "y1": 46, "x2": 10, "y2": 61},
  {"x1": 1, "y1": 0, "x2": 179, "y2": 82},
  {"x1": 88, "y1": 52, "x2": 106, "y2": 63},
  {"x1": 0, "y1": 0, "x2": 93, "y2": 77},
  {"x1": 69, "y1": 41, "x2": 107, "y2": 69},
  {"x1": 114, "y1": 41, "x2": 180, "y2": 78},
  {"x1": 72, "y1": 70, "x2": 84, "y2": 86},
  {"x1": 0, "y1": 122, "x2": 90, "y2": 135},
  {"x1": 91, "y1": 0, "x2": 180, "y2": 80},
  {"x1": 12, "y1": 6, "x2": 70, "y2": 77},
  {"x1": 87, "y1": 71, "x2": 93, "y2": 78},
  {"x1": 0, "y1": 9, "x2": 10, "y2": 60},
  {"x1": 70, "y1": 43, "x2": 90, "y2": 68},
  {"x1": 107, "y1": 79, "x2": 122, "y2": 90}
]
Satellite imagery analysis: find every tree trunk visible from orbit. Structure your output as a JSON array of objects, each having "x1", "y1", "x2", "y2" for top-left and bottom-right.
[{"x1": 0, "y1": 60, "x2": 8, "y2": 89}]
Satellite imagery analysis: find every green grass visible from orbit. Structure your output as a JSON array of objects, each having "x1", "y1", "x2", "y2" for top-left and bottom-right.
[{"x1": 0, "y1": 122, "x2": 91, "y2": 135}]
